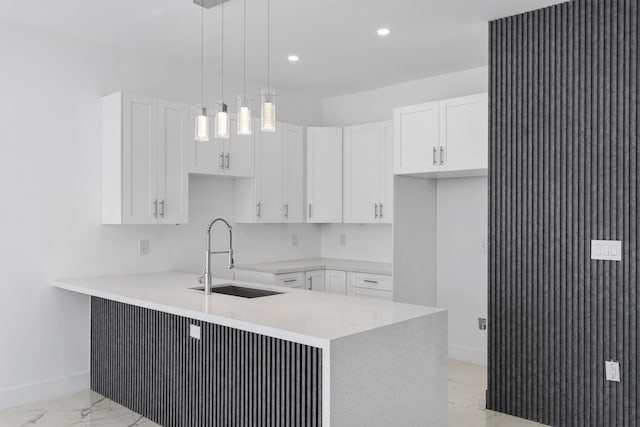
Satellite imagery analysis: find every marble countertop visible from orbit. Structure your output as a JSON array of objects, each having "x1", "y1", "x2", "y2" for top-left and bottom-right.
[
  {"x1": 52, "y1": 272, "x2": 442, "y2": 349},
  {"x1": 235, "y1": 257, "x2": 393, "y2": 275}
]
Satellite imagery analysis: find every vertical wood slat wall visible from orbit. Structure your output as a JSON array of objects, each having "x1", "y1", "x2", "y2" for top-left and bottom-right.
[
  {"x1": 91, "y1": 297, "x2": 322, "y2": 427},
  {"x1": 488, "y1": 0, "x2": 639, "y2": 426}
]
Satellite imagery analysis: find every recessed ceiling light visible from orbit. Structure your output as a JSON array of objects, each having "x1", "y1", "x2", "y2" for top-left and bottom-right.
[
  {"x1": 288, "y1": 55, "x2": 300, "y2": 62},
  {"x1": 377, "y1": 28, "x2": 391, "y2": 36}
]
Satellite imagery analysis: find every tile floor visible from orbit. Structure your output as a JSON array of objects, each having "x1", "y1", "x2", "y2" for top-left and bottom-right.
[{"x1": 0, "y1": 360, "x2": 547, "y2": 426}]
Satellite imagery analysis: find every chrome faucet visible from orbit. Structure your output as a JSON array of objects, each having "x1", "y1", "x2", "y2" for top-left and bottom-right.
[{"x1": 199, "y1": 217, "x2": 235, "y2": 295}]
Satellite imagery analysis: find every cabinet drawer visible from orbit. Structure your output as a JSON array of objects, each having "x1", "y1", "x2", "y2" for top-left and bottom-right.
[
  {"x1": 353, "y1": 273, "x2": 392, "y2": 291},
  {"x1": 353, "y1": 287, "x2": 393, "y2": 300},
  {"x1": 276, "y1": 272, "x2": 305, "y2": 288}
]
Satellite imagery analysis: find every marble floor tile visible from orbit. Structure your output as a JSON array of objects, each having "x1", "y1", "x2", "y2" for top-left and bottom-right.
[{"x1": 1, "y1": 360, "x2": 547, "y2": 426}]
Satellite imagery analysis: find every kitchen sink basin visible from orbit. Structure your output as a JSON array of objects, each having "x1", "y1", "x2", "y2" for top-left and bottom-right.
[{"x1": 191, "y1": 284, "x2": 282, "y2": 298}]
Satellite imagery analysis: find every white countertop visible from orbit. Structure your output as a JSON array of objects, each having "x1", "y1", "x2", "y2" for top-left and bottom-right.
[
  {"x1": 51, "y1": 272, "x2": 441, "y2": 349},
  {"x1": 235, "y1": 257, "x2": 393, "y2": 275}
]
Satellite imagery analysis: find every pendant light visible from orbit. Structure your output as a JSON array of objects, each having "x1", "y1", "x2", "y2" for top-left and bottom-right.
[
  {"x1": 214, "y1": 0, "x2": 230, "y2": 139},
  {"x1": 261, "y1": 0, "x2": 276, "y2": 132},
  {"x1": 237, "y1": 0, "x2": 252, "y2": 136},
  {"x1": 194, "y1": 4, "x2": 209, "y2": 142}
]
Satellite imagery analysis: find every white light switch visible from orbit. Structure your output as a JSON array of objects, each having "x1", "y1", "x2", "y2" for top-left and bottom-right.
[
  {"x1": 605, "y1": 360, "x2": 620, "y2": 382},
  {"x1": 189, "y1": 324, "x2": 201, "y2": 340},
  {"x1": 138, "y1": 239, "x2": 150, "y2": 255},
  {"x1": 591, "y1": 240, "x2": 622, "y2": 261}
]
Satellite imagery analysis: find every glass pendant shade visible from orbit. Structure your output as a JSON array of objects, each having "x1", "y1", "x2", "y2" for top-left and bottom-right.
[
  {"x1": 214, "y1": 102, "x2": 230, "y2": 139},
  {"x1": 194, "y1": 107, "x2": 210, "y2": 142},
  {"x1": 237, "y1": 96, "x2": 252, "y2": 135},
  {"x1": 261, "y1": 89, "x2": 276, "y2": 132}
]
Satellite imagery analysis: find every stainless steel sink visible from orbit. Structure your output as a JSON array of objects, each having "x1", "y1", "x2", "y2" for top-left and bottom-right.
[{"x1": 190, "y1": 284, "x2": 282, "y2": 299}]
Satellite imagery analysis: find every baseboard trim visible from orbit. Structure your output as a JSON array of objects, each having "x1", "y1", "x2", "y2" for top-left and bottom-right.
[
  {"x1": 0, "y1": 371, "x2": 90, "y2": 410},
  {"x1": 449, "y1": 344, "x2": 487, "y2": 366}
]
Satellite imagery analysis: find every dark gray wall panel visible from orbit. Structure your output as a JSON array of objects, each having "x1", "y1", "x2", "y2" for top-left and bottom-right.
[
  {"x1": 90, "y1": 297, "x2": 322, "y2": 427},
  {"x1": 488, "y1": 0, "x2": 639, "y2": 426}
]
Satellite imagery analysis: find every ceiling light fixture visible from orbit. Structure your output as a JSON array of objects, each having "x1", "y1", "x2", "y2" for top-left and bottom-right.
[
  {"x1": 261, "y1": 0, "x2": 276, "y2": 132},
  {"x1": 194, "y1": 3, "x2": 209, "y2": 142},
  {"x1": 237, "y1": 0, "x2": 252, "y2": 136},
  {"x1": 288, "y1": 55, "x2": 300, "y2": 62},
  {"x1": 214, "y1": 0, "x2": 230, "y2": 139},
  {"x1": 377, "y1": 28, "x2": 391, "y2": 36}
]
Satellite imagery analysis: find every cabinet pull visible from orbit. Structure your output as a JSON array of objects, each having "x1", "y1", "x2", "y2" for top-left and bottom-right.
[
  {"x1": 256, "y1": 202, "x2": 261, "y2": 218},
  {"x1": 308, "y1": 276, "x2": 312, "y2": 290},
  {"x1": 160, "y1": 200, "x2": 165, "y2": 218},
  {"x1": 375, "y1": 203, "x2": 379, "y2": 219},
  {"x1": 379, "y1": 203, "x2": 383, "y2": 219},
  {"x1": 225, "y1": 153, "x2": 230, "y2": 169},
  {"x1": 440, "y1": 147, "x2": 445, "y2": 165},
  {"x1": 364, "y1": 279, "x2": 379, "y2": 284},
  {"x1": 308, "y1": 203, "x2": 312, "y2": 219},
  {"x1": 218, "y1": 152, "x2": 224, "y2": 168},
  {"x1": 153, "y1": 199, "x2": 158, "y2": 218},
  {"x1": 284, "y1": 203, "x2": 289, "y2": 218},
  {"x1": 283, "y1": 279, "x2": 297, "y2": 283},
  {"x1": 433, "y1": 147, "x2": 437, "y2": 166}
]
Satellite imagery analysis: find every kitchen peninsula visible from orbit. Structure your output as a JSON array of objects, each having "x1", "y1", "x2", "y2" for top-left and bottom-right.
[{"x1": 52, "y1": 272, "x2": 447, "y2": 427}]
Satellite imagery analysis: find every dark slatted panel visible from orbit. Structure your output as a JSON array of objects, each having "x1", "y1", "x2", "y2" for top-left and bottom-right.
[
  {"x1": 90, "y1": 297, "x2": 322, "y2": 427},
  {"x1": 488, "y1": 0, "x2": 639, "y2": 425}
]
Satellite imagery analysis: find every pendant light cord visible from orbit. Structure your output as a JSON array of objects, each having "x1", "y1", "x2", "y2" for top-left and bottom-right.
[
  {"x1": 221, "y1": 0, "x2": 224, "y2": 102},
  {"x1": 267, "y1": 0, "x2": 270, "y2": 91},
  {"x1": 200, "y1": 4, "x2": 204, "y2": 108},
  {"x1": 243, "y1": 0, "x2": 246, "y2": 96}
]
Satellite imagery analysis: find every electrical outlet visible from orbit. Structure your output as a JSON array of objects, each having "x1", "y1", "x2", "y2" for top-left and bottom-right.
[
  {"x1": 190, "y1": 324, "x2": 201, "y2": 340},
  {"x1": 138, "y1": 240, "x2": 150, "y2": 255},
  {"x1": 292, "y1": 234, "x2": 299, "y2": 247},
  {"x1": 605, "y1": 360, "x2": 620, "y2": 382},
  {"x1": 478, "y1": 318, "x2": 487, "y2": 330},
  {"x1": 340, "y1": 234, "x2": 347, "y2": 246},
  {"x1": 480, "y1": 239, "x2": 488, "y2": 253}
]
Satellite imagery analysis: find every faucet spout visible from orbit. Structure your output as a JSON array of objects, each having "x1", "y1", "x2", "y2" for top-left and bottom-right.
[{"x1": 201, "y1": 217, "x2": 234, "y2": 295}]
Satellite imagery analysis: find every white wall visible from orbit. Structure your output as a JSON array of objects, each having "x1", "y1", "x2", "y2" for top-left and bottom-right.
[
  {"x1": 0, "y1": 18, "x2": 322, "y2": 409},
  {"x1": 321, "y1": 67, "x2": 489, "y2": 365}
]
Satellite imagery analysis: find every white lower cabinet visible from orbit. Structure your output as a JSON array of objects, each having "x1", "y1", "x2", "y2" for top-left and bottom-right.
[
  {"x1": 325, "y1": 270, "x2": 347, "y2": 295},
  {"x1": 305, "y1": 270, "x2": 326, "y2": 292},
  {"x1": 348, "y1": 272, "x2": 393, "y2": 300}
]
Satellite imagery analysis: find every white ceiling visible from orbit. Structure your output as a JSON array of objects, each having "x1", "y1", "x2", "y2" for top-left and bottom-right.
[{"x1": 0, "y1": 0, "x2": 566, "y2": 98}]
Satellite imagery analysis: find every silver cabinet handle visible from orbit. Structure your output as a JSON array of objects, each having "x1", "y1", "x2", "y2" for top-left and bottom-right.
[
  {"x1": 364, "y1": 279, "x2": 379, "y2": 284},
  {"x1": 218, "y1": 152, "x2": 224, "y2": 168},
  {"x1": 433, "y1": 147, "x2": 437, "y2": 165},
  {"x1": 160, "y1": 200, "x2": 165, "y2": 218},
  {"x1": 283, "y1": 279, "x2": 297, "y2": 283},
  {"x1": 308, "y1": 276, "x2": 312, "y2": 290},
  {"x1": 225, "y1": 153, "x2": 230, "y2": 169},
  {"x1": 379, "y1": 203, "x2": 383, "y2": 219},
  {"x1": 308, "y1": 203, "x2": 312, "y2": 219},
  {"x1": 256, "y1": 202, "x2": 261, "y2": 218},
  {"x1": 284, "y1": 203, "x2": 289, "y2": 218},
  {"x1": 375, "y1": 203, "x2": 379, "y2": 219},
  {"x1": 440, "y1": 147, "x2": 445, "y2": 165},
  {"x1": 153, "y1": 199, "x2": 158, "y2": 218}
]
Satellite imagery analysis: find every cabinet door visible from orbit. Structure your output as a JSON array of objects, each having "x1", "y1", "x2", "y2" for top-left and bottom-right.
[
  {"x1": 394, "y1": 102, "x2": 440, "y2": 174},
  {"x1": 380, "y1": 121, "x2": 394, "y2": 223},
  {"x1": 306, "y1": 127, "x2": 343, "y2": 223},
  {"x1": 343, "y1": 123, "x2": 383, "y2": 223},
  {"x1": 282, "y1": 124, "x2": 304, "y2": 223},
  {"x1": 305, "y1": 270, "x2": 326, "y2": 292},
  {"x1": 325, "y1": 270, "x2": 347, "y2": 295},
  {"x1": 156, "y1": 100, "x2": 189, "y2": 224},
  {"x1": 187, "y1": 107, "x2": 225, "y2": 175},
  {"x1": 255, "y1": 128, "x2": 283, "y2": 223},
  {"x1": 225, "y1": 117, "x2": 254, "y2": 178},
  {"x1": 122, "y1": 94, "x2": 156, "y2": 224},
  {"x1": 439, "y1": 93, "x2": 488, "y2": 172}
]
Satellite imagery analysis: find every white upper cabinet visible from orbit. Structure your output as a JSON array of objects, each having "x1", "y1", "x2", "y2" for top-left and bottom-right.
[
  {"x1": 187, "y1": 107, "x2": 254, "y2": 178},
  {"x1": 235, "y1": 123, "x2": 304, "y2": 223},
  {"x1": 343, "y1": 121, "x2": 393, "y2": 224},
  {"x1": 394, "y1": 102, "x2": 440, "y2": 174},
  {"x1": 439, "y1": 93, "x2": 488, "y2": 172},
  {"x1": 102, "y1": 92, "x2": 188, "y2": 225},
  {"x1": 306, "y1": 127, "x2": 343, "y2": 223},
  {"x1": 393, "y1": 93, "x2": 488, "y2": 177}
]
